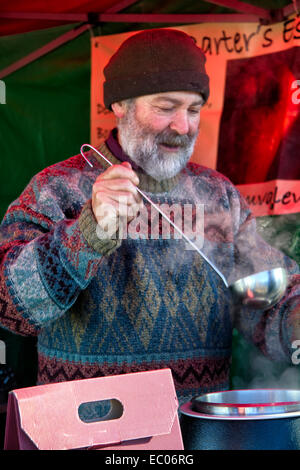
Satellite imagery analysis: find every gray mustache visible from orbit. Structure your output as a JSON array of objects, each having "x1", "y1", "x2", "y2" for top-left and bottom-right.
[{"x1": 156, "y1": 130, "x2": 195, "y2": 148}]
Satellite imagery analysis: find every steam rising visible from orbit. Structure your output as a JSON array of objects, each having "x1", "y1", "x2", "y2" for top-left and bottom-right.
[
  {"x1": 184, "y1": 208, "x2": 289, "y2": 287},
  {"x1": 232, "y1": 342, "x2": 300, "y2": 390}
]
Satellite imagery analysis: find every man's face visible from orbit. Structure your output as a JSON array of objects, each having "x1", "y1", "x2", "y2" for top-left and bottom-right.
[{"x1": 116, "y1": 91, "x2": 203, "y2": 181}]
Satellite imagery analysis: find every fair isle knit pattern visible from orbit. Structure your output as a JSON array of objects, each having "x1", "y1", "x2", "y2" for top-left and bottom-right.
[{"x1": 0, "y1": 141, "x2": 299, "y2": 405}]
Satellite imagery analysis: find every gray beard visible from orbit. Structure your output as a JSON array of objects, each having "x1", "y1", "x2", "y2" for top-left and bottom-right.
[{"x1": 117, "y1": 106, "x2": 198, "y2": 181}]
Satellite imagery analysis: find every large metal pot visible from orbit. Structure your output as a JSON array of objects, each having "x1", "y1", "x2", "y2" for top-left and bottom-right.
[{"x1": 180, "y1": 389, "x2": 300, "y2": 450}]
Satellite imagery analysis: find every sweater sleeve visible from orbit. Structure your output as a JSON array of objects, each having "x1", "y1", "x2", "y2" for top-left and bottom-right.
[
  {"x1": 231, "y1": 188, "x2": 300, "y2": 364},
  {"x1": 0, "y1": 162, "x2": 121, "y2": 337}
]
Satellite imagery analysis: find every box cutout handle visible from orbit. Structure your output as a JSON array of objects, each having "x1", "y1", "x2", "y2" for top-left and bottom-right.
[{"x1": 78, "y1": 398, "x2": 123, "y2": 423}]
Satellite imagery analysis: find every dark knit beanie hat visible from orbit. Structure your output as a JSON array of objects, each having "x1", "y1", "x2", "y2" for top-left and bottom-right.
[{"x1": 103, "y1": 28, "x2": 210, "y2": 110}]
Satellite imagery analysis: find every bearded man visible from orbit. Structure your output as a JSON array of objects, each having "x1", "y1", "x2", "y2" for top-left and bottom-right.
[{"x1": 0, "y1": 29, "x2": 299, "y2": 409}]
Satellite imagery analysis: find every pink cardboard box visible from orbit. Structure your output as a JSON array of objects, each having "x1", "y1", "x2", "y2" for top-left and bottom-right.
[{"x1": 4, "y1": 368, "x2": 183, "y2": 450}]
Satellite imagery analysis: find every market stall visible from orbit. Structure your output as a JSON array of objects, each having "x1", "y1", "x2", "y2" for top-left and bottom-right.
[{"x1": 0, "y1": 0, "x2": 299, "y2": 451}]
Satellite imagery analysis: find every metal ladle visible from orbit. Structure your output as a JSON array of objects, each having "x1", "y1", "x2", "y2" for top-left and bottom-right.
[
  {"x1": 80, "y1": 144, "x2": 288, "y2": 310},
  {"x1": 229, "y1": 267, "x2": 287, "y2": 310}
]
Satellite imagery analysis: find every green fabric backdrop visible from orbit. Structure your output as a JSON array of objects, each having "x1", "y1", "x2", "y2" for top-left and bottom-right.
[
  {"x1": 0, "y1": 23, "x2": 299, "y2": 393},
  {"x1": 0, "y1": 23, "x2": 91, "y2": 388}
]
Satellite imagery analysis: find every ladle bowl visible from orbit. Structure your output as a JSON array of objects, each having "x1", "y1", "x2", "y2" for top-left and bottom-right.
[{"x1": 229, "y1": 267, "x2": 288, "y2": 310}]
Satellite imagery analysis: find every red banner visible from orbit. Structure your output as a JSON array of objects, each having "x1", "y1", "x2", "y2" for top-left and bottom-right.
[{"x1": 237, "y1": 180, "x2": 300, "y2": 216}]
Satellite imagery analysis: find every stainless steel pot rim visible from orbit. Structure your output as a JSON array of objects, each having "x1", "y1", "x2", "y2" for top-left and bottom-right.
[
  {"x1": 180, "y1": 401, "x2": 300, "y2": 421},
  {"x1": 181, "y1": 389, "x2": 300, "y2": 420}
]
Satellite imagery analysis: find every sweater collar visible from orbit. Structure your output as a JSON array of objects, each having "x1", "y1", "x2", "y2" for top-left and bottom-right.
[
  {"x1": 105, "y1": 129, "x2": 140, "y2": 172},
  {"x1": 91, "y1": 129, "x2": 180, "y2": 193}
]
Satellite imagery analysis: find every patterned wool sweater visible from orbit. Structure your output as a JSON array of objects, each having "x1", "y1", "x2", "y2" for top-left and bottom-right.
[{"x1": 0, "y1": 137, "x2": 299, "y2": 405}]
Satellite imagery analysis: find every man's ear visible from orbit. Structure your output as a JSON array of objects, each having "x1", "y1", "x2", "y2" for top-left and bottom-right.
[{"x1": 111, "y1": 101, "x2": 126, "y2": 118}]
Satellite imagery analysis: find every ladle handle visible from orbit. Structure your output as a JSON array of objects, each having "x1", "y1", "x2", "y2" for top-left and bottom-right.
[{"x1": 80, "y1": 144, "x2": 228, "y2": 287}]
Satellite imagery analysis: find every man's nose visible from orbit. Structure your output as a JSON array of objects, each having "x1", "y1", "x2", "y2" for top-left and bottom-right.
[{"x1": 169, "y1": 111, "x2": 190, "y2": 135}]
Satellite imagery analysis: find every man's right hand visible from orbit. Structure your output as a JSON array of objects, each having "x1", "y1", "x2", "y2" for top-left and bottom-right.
[{"x1": 92, "y1": 161, "x2": 143, "y2": 236}]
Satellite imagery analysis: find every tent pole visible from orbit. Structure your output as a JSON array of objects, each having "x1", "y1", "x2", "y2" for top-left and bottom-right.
[{"x1": 200, "y1": 0, "x2": 271, "y2": 19}]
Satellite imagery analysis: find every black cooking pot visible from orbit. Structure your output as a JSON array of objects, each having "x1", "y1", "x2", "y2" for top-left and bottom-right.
[{"x1": 180, "y1": 389, "x2": 300, "y2": 450}]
